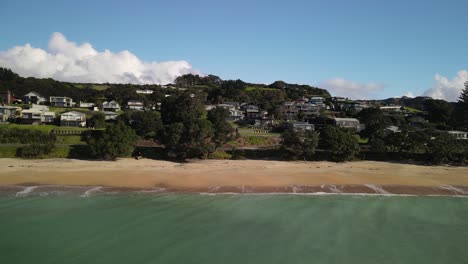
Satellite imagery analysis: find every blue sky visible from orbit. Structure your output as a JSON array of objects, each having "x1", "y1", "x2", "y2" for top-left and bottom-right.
[{"x1": 1, "y1": 0, "x2": 467, "y2": 100}]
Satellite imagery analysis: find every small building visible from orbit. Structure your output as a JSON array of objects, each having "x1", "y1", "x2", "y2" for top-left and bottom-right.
[
  {"x1": 60, "y1": 111, "x2": 86, "y2": 127},
  {"x1": 0, "y1": 105, "x2": 20, "y2": 122},
  {"x1": 21, "y1": 105, "x2": 55, "y2": 125},
  {"x1": 50, "y1": 96, "x2": 75, "y2": 107},
  {"x1": 290, "y1": 122, "x2": 314, "y2": 131},
  {"x1": 22, "y1": 92, "x2": 46, "y2": 104},
  {"x1": 0, "y1": 90, "x2": 15, "y2": 104},
  {"x1": 333, "y1": 118, "x2": 363, "y2": 132},
  {"x1": 127, "y1": 100, "x2": 144, "y2": 111},
  {"x1": 136, "y1": 89, "x2": 154, "y2": 94},
  {"x1": 103, "y1": 111, "x2": 118, "y2": 121},
  {"x1": 380, "y1": 106, "x2": 403, "y2": 112},
  {"x1": 384, "y1": 126, "x2": 401, "y2": 136},
  {"x1": 241, "y1": 104, "x2": 267, "y2": 120},
  {"x1": 447, "y1": 131, "x2": 468, "y2": 140},
  {"x1": 102, "y1": 100, "x2": 121, "y2": 112},
  {"x1": 78, "y1": 101, "x2": 95, "y2": 108}
]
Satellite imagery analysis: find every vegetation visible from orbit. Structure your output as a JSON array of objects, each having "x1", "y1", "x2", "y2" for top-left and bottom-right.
[
  {"x1": 85, "y1": 122, "x2": 138, "y2": 160},
  {"x1": 280, "y1": 127, "x2": 319, "y2": 160},
  {"x1": 319, "y1": 126, "x2": 360, "y2": 162},
  {"x1": 207, "y1": 107, "x2": 234, "y2": 149}
]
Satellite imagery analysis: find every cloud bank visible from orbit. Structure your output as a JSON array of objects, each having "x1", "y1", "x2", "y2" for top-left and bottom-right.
[
  {"x1": 320, "y1": 78, "x2": 385, "y2": 100},
  {"x1": 0, "y1": 32, "x2": 199, "y2": 84},
  {"x1": 423, "y1": 70, "x2": 468, "y2": 102}
]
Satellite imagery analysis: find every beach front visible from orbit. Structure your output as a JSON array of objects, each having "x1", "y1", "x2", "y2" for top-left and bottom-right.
[{"x1": 1, "y1": 159, "x2": 467, "y2": 196}]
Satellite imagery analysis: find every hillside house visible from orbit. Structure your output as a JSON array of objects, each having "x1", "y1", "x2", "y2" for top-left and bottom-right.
[
  {"x1": 0, "y1": 105, "x2": 20, "y2": 122},
  {"x1": 50, "y1": 96, "x2": 75, "y2": 107},
  {"x1": 290, "y1": 122, "x2": 314, "y2": 131},
  {"x1": 447, "y1": 131, "x2": 468, "y2": 140},
  {"x1": 136, "y1": 89, "x2": 154, "y2": 94},
  {"x1": 102, "y1": 100, "x2": 121, "y2": 112},
  {"x1": 21, "y1": 105, "x2": 55, "y2": 124},
  {"x1": 103, "y1": 111, "x2": 118, "y2": 121},
  {"x1": 333, "y1": 118, "x2": 363, "y2": 132},
  {"x1": 127, "y1": 100, "x2": 144, "y2": 111},
  {"x1": 22, "y1": 92, "x2": 46, "y2": 104},
  {"x1": 0, "y1": 90, "x2": 15, "y2": 104},
  {"x1": 78, "y1": 102, "x2": 95, "y2": 108},
  {"x1": 60, "y1": 111, "x2": 86, "y2": 127}
]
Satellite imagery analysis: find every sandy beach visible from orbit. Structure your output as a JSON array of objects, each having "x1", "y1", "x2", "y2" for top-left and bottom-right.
[{"x1": 0, "y1": 158, "x2": 468, "y2": 195}]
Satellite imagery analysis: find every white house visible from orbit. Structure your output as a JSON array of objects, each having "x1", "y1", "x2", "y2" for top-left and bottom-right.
[
  {"x1": 290, "y1": 122, "x2": 314, "y2": 131},
  {"x1": 60, "y1": 111, "x2": 86, "y2": 127},
  {"x1": 50, "y1": 96, "x2": 75, "y2": 107},
  {"x1": 21, "y1": 105, "x2": 55, "y2": 124},
  {"x1": 136, "y1": 89, "x2": 154, "y2": 94},
  {"x1": 79, "y1": 101, "x2": 95, "y2": 108},
  {"x1": 447, "y1": 131, "x2": 468, "y2": 140},
  {"x1": 23, "y1": 92, "x2": 46, "y2": 104},
  {"x1": 0, "y1": 105, "x2": 20, "y2": 122},
  {"x1": 127, "y1": 100, "x2": 144, "y2": 111},
  {"x1": 102, "y1": 100, "x2": 121, "y2": 112},
  {"x1": 103, "y1": 111, "x2": 118, "y2": 121},
  {"x1": 333, "y1": 118, "x2": 363, "y2": 132}
]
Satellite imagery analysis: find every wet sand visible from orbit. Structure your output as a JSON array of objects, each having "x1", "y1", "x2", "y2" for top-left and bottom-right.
[{"x1": 0, "y1": 158, "x2": 467, "y2": 196}]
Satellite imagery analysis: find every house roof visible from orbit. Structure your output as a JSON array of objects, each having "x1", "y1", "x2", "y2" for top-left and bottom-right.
[
  {"x1": 62, "y1": 111, "x2": 85, "y2": 116},
  {"x1": 24, "y1": 91, "x2": 44, "y2": 98},
  {"x1": 334, "y1": 118, "x2": 359, "y2": 122}
]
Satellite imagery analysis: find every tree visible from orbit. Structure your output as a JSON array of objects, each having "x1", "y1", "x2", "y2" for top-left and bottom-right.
[
  {"x1": 88, "y1": 112, "x2": 106, "y2": 129},
  {"x1": 319, "y1": 126, "x2": 360, "y2": 162},
  {"x1": 159, "y1": 94, "x2": 215, "y2": 160},
  {"x1": 427, "y1": 132, "x2": 467, "y2": 164},
  {"x1": 452, "y1": 81, "x2": 468, "y2": 130},
  {"x1": 86, "y1": 122, "x2": 138, "y2": 160},
  {"x1": 280, "y1": 126, "x2": 319, "y2": 160},
  {"x1": 423, "y1": 99, "x2": 454, "y2": 126},
  {"x1": 357, "y1": 108, "x2": 391, "y2": 138},
  {"x1": 120, "y1": 111, "x2": 162, "y2": 139},
  {"x1": 207, "y1": 107, "x2": 234, "y2": 149}
]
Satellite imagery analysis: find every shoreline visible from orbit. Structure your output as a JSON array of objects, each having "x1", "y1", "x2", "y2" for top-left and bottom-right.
[{"x1": 1, "y1": 158, "x2": 467, "y2": 196}]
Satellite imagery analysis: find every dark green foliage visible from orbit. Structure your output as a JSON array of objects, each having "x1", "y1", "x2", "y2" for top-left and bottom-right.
[
  {"x1": 0, "y1": 68, "x2": 19, "y2": 81},
  {"x1": 319, "y1": 126, "x2": 360, "y2": 162},
  {"x1": 16, "y1": 143, "x2": 55, "y2": 158},
  {"x1": 86, "y1": 122, "x2": 138, "y2": 160},
  {"x1": 0, "y1": 127, "x2": 55, "y2": 144},
  {"x1": 423, "y1": 99, "x2": 454, "y2": 125},
  {"x1": 369, "y1": 138, "x2": 387, "y2": 153},
  {"x1": 88, "y1": 112, "x2": 106, "y2": 129},
  {"x1": 207, "y1": 107, "x2": 234, "y2": 148},
  {"x1": 268, "y1": 80, "x2": 331, "y2": 99},
  {"x1": 427, "y1": 133, "x2": 468, "y2": 164},
  {"x1": 452, "y1": 82, "x2": 468, "y2": 130},
  {"x1": 159, "y1": 94, "x2": 215, "y2": 160},
  {"x1": 280, "y1": 127, "x2": 319, "y2": 160},
  {"x1": 246, "y1": 89, "x2": 287, "y2": 119},
  {"x1": 119, "y1": 111, "x2": 162, "y2": 139},
  {"x1": 357, "y1": 108, "x2": 391, "y2": 138}
]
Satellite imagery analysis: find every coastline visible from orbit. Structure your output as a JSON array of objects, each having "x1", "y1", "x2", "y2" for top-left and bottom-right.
[{"x1": 1, "y1": 158, "x2": 468, "y2": 196}]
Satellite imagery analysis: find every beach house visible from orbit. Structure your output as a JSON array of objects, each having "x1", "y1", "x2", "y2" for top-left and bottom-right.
[
  {"x1": 60, "y1": 111, "x2": 86, "y2": 127},
  {"x1": 102, "y1": 100, "x2": 121, "y2": 112},
  {"x1": 22, "y1": 92, "x2": 46, "y2": 104},
  {"x1": 50, "y1": 96, "x2": 75, "y2": 107}
]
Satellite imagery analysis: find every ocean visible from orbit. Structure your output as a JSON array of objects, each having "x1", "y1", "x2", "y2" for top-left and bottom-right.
[{"x1": 0, "y1": 191, "x2": 467, "y2": 264}]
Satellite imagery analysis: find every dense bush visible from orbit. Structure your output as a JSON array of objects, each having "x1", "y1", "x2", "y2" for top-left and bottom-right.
[
  {"x1": 319, "y1": 126, "x2": 360, "y2": 162},
  {"x1": 86, "y1": 122, "x2": 138, "y2": 160},
  {"x1": 16, "y1": 143, "x2": 55, "y2": 158},
  {"x1": 0, "y1": 128, "x2": 55, "y2": 144}
]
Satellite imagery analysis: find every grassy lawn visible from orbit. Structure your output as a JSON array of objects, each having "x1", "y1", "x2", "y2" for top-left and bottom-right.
[
  {"x1": 56, "y1": 135, "x2": 86, "y2": 145},
  {"x1": 73, "y1": 84, "x2": 110, "y2": 90},
  {"x1": 0, "y1": 146, "x2": 18, "y2": 158},
  {"x1": 404, "y1": 107, "x2": 423, "y2": 113},
  {"x1": 1, "y1": 124, "x2": 58, "y2": 133}
]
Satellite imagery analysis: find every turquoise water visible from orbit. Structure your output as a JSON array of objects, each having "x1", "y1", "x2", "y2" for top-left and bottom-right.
[{"x1": 0, "y1": 194, "x2": 467, "y2": 264}]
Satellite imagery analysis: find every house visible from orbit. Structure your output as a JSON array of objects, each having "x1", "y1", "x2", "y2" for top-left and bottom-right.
[
  {"x1": 333, "y1": 118, "x2": 363, "y2": 132},
  {"x1": 127, "y1": 100, "x2": 144, "y2": 111},
  {"x1": 290, "y1": 122, "x2": 314, "y2": 131},
  {"x1": 60, "y1": 111, "x2": 86, "y2": 127},
  {"x1": 136, "y1": 89, "x2": 154, "y2": 94},
  {"x1": 281, "y1": 101, "x2": 320, "y2": 121},
  {"x1": 210, "y1": 104, "x2": 245, "y2": 122},
  {"x1": 384, "y1": 126, "x2": 401, "y2": 136},
  {"x1": 50, "y1": 96, "x2": 75, "y2": 107},
  {"x1": 0, "y1": 90, "x2": 15, "y2": 104},
  {"x1": 447, "y1": 131, "x2": 468, "y2": 140},
  {"x1": 0, "y1": 105, "x2": 20, "y2": 122},
  {"x1": 103, "y1": 111, "x2": 118, "y2": 121},
  {"x1": 78, "y1": 101, "x2": 95, "y2": 108},
  {"x1": 23, "y1": 92, "x2": 46, "y2": 104},
  {"x1": 241, "y1": 104, "x2": 268, "y2": 120},
  {"x1": 21, "y1": 105, "x2": 55, "y2": 124},
  {"x1": 380, "y1": 105, "x2": 403, "y2": 112},
  {"x1": 102, "y1": 100, "x2": 121, "y2": 112}
]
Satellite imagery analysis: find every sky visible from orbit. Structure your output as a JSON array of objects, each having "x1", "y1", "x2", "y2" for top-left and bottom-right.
[{"x1": 0, "y1": 0, "x2": 467, "y2": 101}]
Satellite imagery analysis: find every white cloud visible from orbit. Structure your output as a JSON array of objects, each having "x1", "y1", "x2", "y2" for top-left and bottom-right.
[
  {"x1": 0, "y1": 32, "x2": 200, "y2": 84},
  {"x1": 423, "y1": 70, "x2": 468, "y2": 102},
  {"x1": 403, "y1": 91, "x2": 414, "y2": 98},
  {"x1": 320, "y1": 78, "x2": 385, "y2": 99}
]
